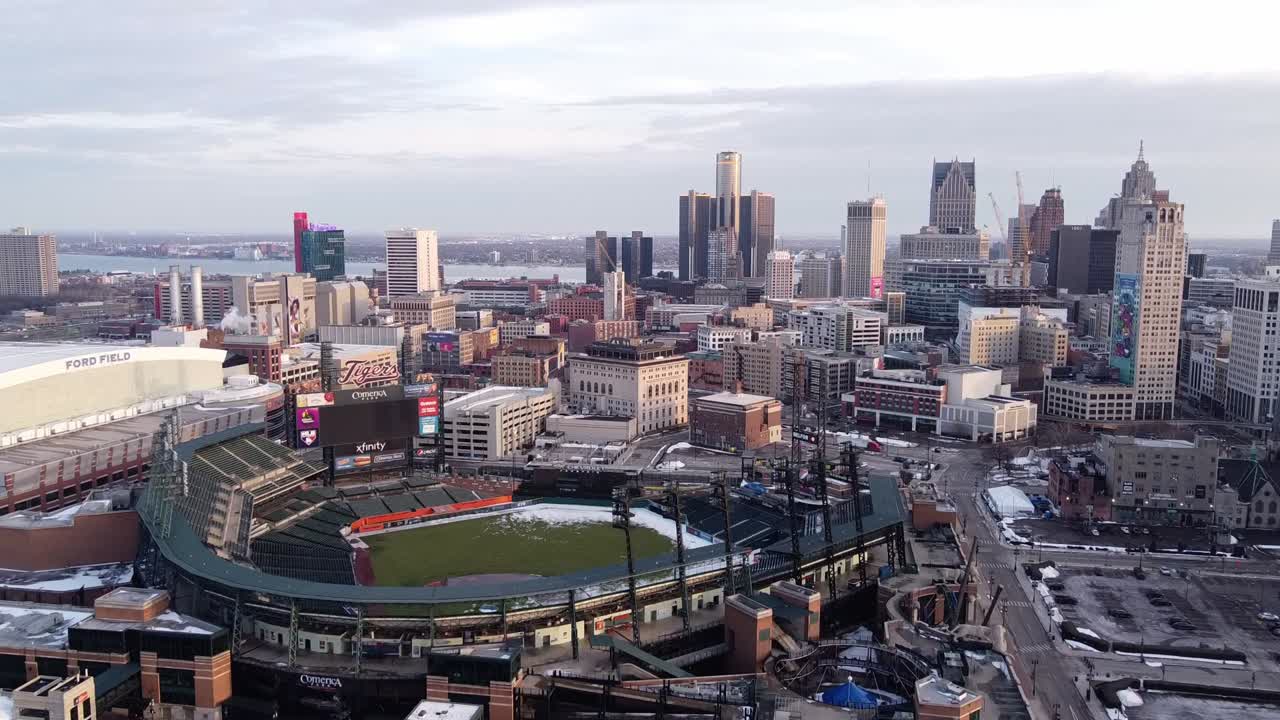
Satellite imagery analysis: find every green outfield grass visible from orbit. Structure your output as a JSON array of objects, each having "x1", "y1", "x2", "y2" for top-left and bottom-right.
[{"x1": 364, "y1": 513, "x2": 675, "y2": 587}]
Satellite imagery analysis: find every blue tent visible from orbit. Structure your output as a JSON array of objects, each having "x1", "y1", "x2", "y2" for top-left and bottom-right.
[{"x1": 820, "y1": 680, "x2": 877, "y2": 709}]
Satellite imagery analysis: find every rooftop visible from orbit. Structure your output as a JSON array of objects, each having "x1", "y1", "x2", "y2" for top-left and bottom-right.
[
  {"x1": 915, "y1": 674, "x2": 980, "y2": 707},
  {"x1": 0, "y1": 602, "x2": 92, "y2": 649},
  {"x1": 445, "y1": 386, "x2": 553, "y2": 414},
  {"x1": 695, "y1": 391, "x2": 778, "y2": 408},
  {"x1": 0, "y1": 341, "x2": 141, "y2": 374},
  {"x1": 404, "y1": 700, "x2": 483, "y2": 720}
]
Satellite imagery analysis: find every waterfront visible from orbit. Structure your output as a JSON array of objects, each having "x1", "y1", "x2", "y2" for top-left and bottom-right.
[{"x1": 59, "y1": 254, "x2": 590, "y2": 283}]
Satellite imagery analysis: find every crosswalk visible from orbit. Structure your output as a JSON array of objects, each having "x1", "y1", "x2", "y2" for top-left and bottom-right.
[
  {"x1": 1002, "y1": 600, "x2": 1032, "y2": 609},
  {"x1": 1016, "y1": 641, "x2": 1056, "y2": 655},
  {"x1": 977, "y1": 560, "x2": 1015, "y2": 570}
]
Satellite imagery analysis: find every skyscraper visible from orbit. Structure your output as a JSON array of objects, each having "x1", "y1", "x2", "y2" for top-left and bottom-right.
[
  {"x1": 1112, "y1": 195, "x2": 1186, "y2": 421},
  {"x1": 1029, "y1": 188, "x2": 1064, "y2": 257},
  {"x1": 621, "y1": 231, "x2": 653, "y2": 283},
  {"x1": 929, "y1": 159, "x2": 977, "y2": 232},
  {"x1": 678, "y1": 191, "x2": 712, "y2": 281},
  {"x1": 1096, "y1": 142, "x2": 1157, "y2": 229},
  {"x1": 844, "y1": 197, "x2": 887, "y2": 298},
  {"x1": 584, "y1": 231, "x2": 617, "y2": 286},
  {"x1": 384, "y1": 228, "x2": 440, "y2": 297},
  {"x1": 716, "y1": 151, "x2": 741, "y2": 232},
  {"x1": 298, "y1": 222, "x2": 346, "y2": 281},
  {"x1": 740, "y1": 190, "x2": 775, "y2": 278},
  {"x1": 766, "y1": 251, "x2": 794, "y2": 299},
  {"x1": 1226, "y1": 277, "x2": 1280, "y2": 424},
  {"x1": 1008, "y1": 203, "x2": 1035, "y2": 264},
  {"x1": 603, "y1": 271, "x2": 626, "y2": 321},
  {"x1": 1270, "y1": 220, "x2": 1280, "y2": 265},
  {"x1": 797, "y1": 254, "x2": 842, "y2": 298},
  {"x1": 1048, "y1": 225, "x2": 1118, "y2": 295},
  {"x1": 0, "y1": 227, "x2": 57, "y2": 297},
  {"x1": 292, "y1": 211, "x2": 309, "y2": 273},
  {"x1": 707, "y1": 227, "x2": 738, "y2": 281}
]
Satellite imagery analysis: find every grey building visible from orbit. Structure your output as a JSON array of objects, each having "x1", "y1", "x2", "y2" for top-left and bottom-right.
[
  {"x1": 1184, "y1": 277, "x2": 1235, "y2": 310},
  {"x1": 901, "y1": 259, "x2": 991, "y2": 329},
  {"x1": 740, "y1": 190, "x2": 776, "y2": 278},
  {"x1": 1186, "y1": 253, "x2": 1206, "y2": 278},
  {"x1": 585, "y1": 231, "x2": 618, "y2": 286},
  {"x1": 1048, "y1": 225, "x2": 1118, "y2": 294},
  {"x1": 1099, "y1": 434, "x2": 1220, "y2": 525},
  {"x1": 797, "y1": 254, "x2": 843, "y2": 299},
  {"x1": 621, "y1": 231, "x2": 653, "y2": 283},
  {"x1": 678, "y1": 191, "x2": 713, "y2": 280},
  {"x1": 929, "y1": 159, "x2": 977, "y2": 232}
]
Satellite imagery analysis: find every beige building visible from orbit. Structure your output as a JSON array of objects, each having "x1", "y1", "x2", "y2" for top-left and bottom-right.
[
  {"x1": 844, "y1": 197, "x2": 887, "y2": 298},
  {"x1": 1099, "y1": 435, "x2": 1219, "y2": 524},
  {"x1": 722, "y1": 334, "x2": 793, "y2": 398},
  {"x1": 765, "y1": 250, "x2": 794, "y2": 299},
  {"x1": 390, "y1": 293, "x2": 457, "y2": 329},
  {"x1": 0, "y1": 228, "x2": 58, "y2": 296},
  {"x1": 492, "y1": 351, "x2": 555, "y2": 387},
  {"x1": 385, "y1": 228, "x2": 440, "y2": 297},
  {"x1": 729, "y1": 303, "x2": 774, "y2": 331},
  {"x1": 1019, "y1": 314, "x2": 1069, "y2": 366},
  {"x1": 567, "y1": 339, "x2": 688, "y2": 434},
  {"x1": 957, "y1": 308, "x2": 1019, "y2": 366},
  {"x1": 1115, "y1": 196, "x2": 1186, "y2": 420},
  {"x1": 230, "y1": 273, "x2": 317, "y2": 344},
  {"x1": 900, "y1": 226, "x2": 989, "y2": 260},
  {"x1": 315, "y1": 280, "x2": 372, "y2": 326},
  {"x1": 442, "y1": 386, "x2": 557, "y2": 460},
  {"x1": 1041, "y1": 378, "x2": 1136, "y2": 422}
]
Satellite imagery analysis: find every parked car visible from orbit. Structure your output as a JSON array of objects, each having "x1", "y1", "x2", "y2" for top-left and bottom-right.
[
  {"x1": 1258, "y1": 611, "x2": 1280, "y2": 622},
  {"x1": 1159, "y1": 567, "x2": 1172, "y2": 576}
]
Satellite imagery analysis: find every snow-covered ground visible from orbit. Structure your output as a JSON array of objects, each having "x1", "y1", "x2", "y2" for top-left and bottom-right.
[
  {"x1": 1066, "y1": 640, "x2": 1100, "y2": 652},
  {"x1": 828, "y1": 430, "x2": 917, "y2": 448},
  {"x1": 1078, "y1": 627, "x2": 1101, "y2": 640},
  {"x1": 502, "y1": 503, "x2": 713, "y2": 549},
  {"x1": 0, "y1": 695, "x2": 11, "y2": 720},
  {"x1": 1113, "y1": 651, "x2": 1245, "y2": 665},
  {"x1": 1117, "y1": 689, "x2": 1144, "y2": 708},
  {"x1": 1039, "y1": 566, "x2": 1060, "y2": 580}
]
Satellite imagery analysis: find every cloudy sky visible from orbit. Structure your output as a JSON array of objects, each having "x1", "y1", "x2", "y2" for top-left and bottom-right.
[{"x1": 3, "y1": 1, "x2": 1278, "y2": 238}]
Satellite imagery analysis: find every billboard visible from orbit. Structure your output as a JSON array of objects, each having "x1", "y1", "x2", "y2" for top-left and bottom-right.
[
  {"x1": 1108, "y1": 273, "x2": 1140, "y2": 383},
  {"x1": 333, "y1": 438, "x2": 407, "y2": 475},
  {"x1": 869, "y1": 276, "x2": 883, "y2": 299},
  {"x1": 335, "y1": 358, "x2": 400, "y2": 388},
  {"x1": 294, "y1": 386, "x2": 419, "y2": 448}
]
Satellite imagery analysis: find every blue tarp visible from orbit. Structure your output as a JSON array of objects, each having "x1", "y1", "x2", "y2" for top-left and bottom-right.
[{"x1": 821, "y1": 680, "x2": 877, "y2": 709}]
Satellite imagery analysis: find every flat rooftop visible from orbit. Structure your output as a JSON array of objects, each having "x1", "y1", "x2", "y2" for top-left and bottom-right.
[
  {"x1": 916, "y1": 675, "x2": 979, "y2": 707},
  {"x1": 446, "y1": 386, "x2": 552, "y2": 413},
  {"x1": 0, "y1": 602, "x2": 93, "y2": 649},
  {"x1": 0, "y1": 563, "x2": 133, "y2": 593},
  {"x1": 695, "y1": 391, "x2": 777, "y2": 407}
]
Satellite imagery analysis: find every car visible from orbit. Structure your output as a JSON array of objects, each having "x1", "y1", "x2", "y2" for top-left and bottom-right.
[
  {"x1": 1108, "y1": 609, "x2": 1134, "y2": 620},
  {"x1": 1150, "y1": 597, "x2": 1171, "y2": 607},
  {"x1": 1091, "y1": 528, "x2": 1100, "y2": 536},
  {"x1": 1121, "y1": 526, "x2": 1131, "y2": 535},
  {"x1": 1177, "y1": 569, "x2": 1189, "y2": 579},
  {"x1": 1160, "y1": 567, "x2": 1172, "y2": 576},
  {"x1": 932, "y1": 447, "x2": 942, "y2": 453},
  {"x1": 1141, "y1": 527, "x2": 1150, "y2": 535},
  {"x1": 1133, "y1": 567, "x2": 1146, "y2": 580},
  {"x1": 478, "y1": 604, "x2": 499, "y2": 614},
  {"x1": 1258, "y1": 611, "x2": 1280, "y2": 622}
]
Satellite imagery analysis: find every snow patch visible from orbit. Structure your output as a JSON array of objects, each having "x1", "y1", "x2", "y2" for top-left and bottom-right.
[
  {"x1": 0, "y1": 695, "x2": 10, "y2": 720},
  {"x1": 1039, "y1": 566, "x2": 1060, "y2": 580},
  {"x1": 1117, "y1": 689, "x2": 1144, "y2": 708},
  {"x1": 1077, "y1": 627, "x2": 1101, "y2": 640},
  {"x1": 1066, "y1": 640, "x2": 1100, "y2": 652},
  {"x1": 1114, "y1": 651, "x2": 1245, "y2": 665},
  {"x1": 503, "y1": 503, "x2": 713, "y2": 549}
]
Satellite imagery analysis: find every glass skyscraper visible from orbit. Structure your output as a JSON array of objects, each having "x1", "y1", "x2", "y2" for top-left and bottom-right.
[{"x1": 299, "y1": 226, "x2": 346, "y2": 281}]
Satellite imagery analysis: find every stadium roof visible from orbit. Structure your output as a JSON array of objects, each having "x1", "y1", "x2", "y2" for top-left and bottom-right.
[{"x1": 0, "y1": 342, "x2": 141, "y2": 374}]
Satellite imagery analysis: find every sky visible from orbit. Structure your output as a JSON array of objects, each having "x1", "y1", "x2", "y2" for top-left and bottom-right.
[{"x1": 2, "y1": 1, "x2": 1279, "y2": 238}]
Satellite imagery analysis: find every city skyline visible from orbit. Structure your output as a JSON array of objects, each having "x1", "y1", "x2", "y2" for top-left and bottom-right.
[{"x1": 3, "y1": 3, "x2": 1280, "y2": 237}]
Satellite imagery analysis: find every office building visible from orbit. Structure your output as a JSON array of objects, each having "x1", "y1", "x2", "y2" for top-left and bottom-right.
[
  {"x1": 1186, "y1": 252, "x2": 1207, "y2": 278},
  {"x1": 1042, "y1": 378, "x2": 1136, "y2": 422},
  {"x1": 787, "y1": 305, "x2": 883, "y2": 352},
  {"x1": 740, "y1": 190, "x2": 776, "y2": 278},
  {"x1": 1112, "y1": 194, "x2": 1186, "y2": 420},
  {"x1": 844, "y1": 197, "x2": 887, "y2": 298},
  {"x1": 929, "y1": 159, "x2": 977, "y2": 232},
  {"x1": 314, "y1": 280, "x2": 372, "y2": 326},
  {"x1": 1048, "y1": 225, "x2": 1118, "y2": 294},
  {"x1": 384, "y1": 228, "x2": 439, "y2": 297},
  {"x1": 224, "y1": 273, "x2": 316, "y2": 344},
  {"x1": 882, "y1": 324, "x2": 925, "y2": 345},
  {"x1": 1184, "y1": 277, "x2": 1235, "y2": 309},
  {"x1": 603, "y1": 270, "x2": 626, "y2": 320},
  {"x1": 389, "y1": 293, "x2": 456, "y2": 329},
  {"x1": 1270, "y1": 220, "x2": 1280, "y2": 265},
  {"x1": 690, "y1": 392, "x2": 782, "y2": 452},
  {"x1": 797, "y1": 254, "x2": 842, "y2": 298},
  {"x1": 885, "y1": 291, "x2": 906, "y2": 325},
  {"x1": 900, "y1": 226, "x2": 989, "y2": 261},
  {"x1": 696, "y1": 325, "x2": 753, "y2": 352},
  {"x1": 442, "y1": 386, "x2": 557, "y2": 460},
  {"x1": 956, "y1": 304, "x2": 1020, "y2": 366},
  {"x1": 1226, "y1": 278, "x2": 1280, "y2": 425},
  {"x1": 716, "y1": 151, "x2": 741, "y2": 233},
  {"x1": 621, "y1": 231, "x2": 653, "y2": 282},
  {"x1": 584, "y1": 231, "x2": 617, "y2": 287},
  {"x1": 453, "y1": 279, "x2": 545, "y2": 307},
  {"x1": 1019, "y1": 313, "x2": 1069, "y2": 366},
  {"x1": 292, "y1": 211, "x2": 309, "y2": 271},
  {"x1": 900, "y1": 259, "x2": 991, "y2": 328},
  {"x1": 493, "y1": 349, "x2": 559, "y2": 387},
  {"x1": 0, "y1": 227, "x2": 58, "y2": 297},
  {"x1": 1006, "y1": 204, "x2": 1036, "y2": 264},
  {"x1": 1099, "y1": 435, "x2": 1220, "y2": 524},
  {"x1": 766, "y1": 250, "x2": 794, "y2": 299},
  {"x1": 497, "y1": 319, "x2": 551, "y2": 345},
  {"x1": 567, "y1": 339, "x2": 689, "y2": 434},
  {"x1": 722, "y1": 335, "x2": 793, "y2": 399},
  {"x1": 708, "y1": 227, "x2": 739, "y2": 281},
  {"x1": 1096, "y1": 142, "x2": 1157, "y2": 230},
  {"x1": 849, "y1": 369, "x2": 946, "y2": 433},
  {"x1": 297, "y1": 221, "x2": 345, "y2": 281},
  {"x1": 1028, "y1": 188, "x2": 1064, "y2": 256},
  {"x1": 678, "y1": 191, "x2": 713, "y2": 280}
]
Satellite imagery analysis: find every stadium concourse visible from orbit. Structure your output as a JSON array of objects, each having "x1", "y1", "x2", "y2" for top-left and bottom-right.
[{"x1": 120, "y1": 420, "x2": 908, "y2": 719}]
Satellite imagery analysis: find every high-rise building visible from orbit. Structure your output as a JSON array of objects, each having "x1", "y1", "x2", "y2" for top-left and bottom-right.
[
  {"x1": 716, "y1": 151, "x2": 741, "y2": 232},
  {"x1": 900, "y1": 227, "x2": 990, "y2": 261},
  {"x1": 1029, "y1": 188, "x2": 1064, "y2": 257},
  {"x1": 297, "y1": 222, "x2": 346, "y2": 281},
  {"x1": 1112, "y1": 194, "x2": 1186, "y2": 421},
  {"x1": 786, "y1": 305, "x2": 883, "y2": 352},
  {"x1": 384, "y1": 228, "x2": 440, "y2": 297},
  {"x1": 620, "y1": 231, "x2": 652, "y2": 282},
  {"x1": 797, "y1": 254, "x2": 842, "y2": 299},
  {"x1": 929, "y1": 159, "x2": 977, "y2": 232},
  {"x1": 0, "y1": 228, "x2": 58, "y2": 297},
  {"x1": 678, "y1": 191, "x2": 713, "y2": 280},
  {"x1": 707, "y1": 227, "x2": 739, "y2": 281},
  {"x1": 956, "y1": 303, "x2": 1020, "y2": 366},
  {"x1": 900, "y1": 259, "x2": 991, "y2": 328},
  {"x1": 585, "y1": 231, "x2": 618, "y2": 287},
  {"x1": 566, "y1": 340, "x2": 689, "y2": 434},
  {"x1": 292, "y1": 212, "x2": 309, "y2": 273},
  {"x1": 1270, "y1": 220, "x2": 1280, "y2": 265},
  {"x1": 1007, "y1": 203, "x2": 1036, "y2": 264},
  {"x1": 740, "y1": 190, "x2": 775, "y2": 278},
  {"x1": 845, "y1": 197, "x2": 887, "y2": 298},
  {"x1": 1096, "y1": 142, "x2": 1158, "y2": 229},
  {"x1": 1226, "y1": 278, "x2": 1280, "y2": 425},
  {"x1": 766, "y1": 250, "x2": 794, "y2": 299},
  {"x1": 885, "y1": 292, "x2": 906, "y2": 325},
  {"x1": 603, "y1": 271, "x2": 626, "y2": 321},
  {"x1": 1186, "y1": 252, "x2": 1207, "y2": 279},
  {"x1": 1047, "y1": 225, "x2": 1118, "y2": 294}
]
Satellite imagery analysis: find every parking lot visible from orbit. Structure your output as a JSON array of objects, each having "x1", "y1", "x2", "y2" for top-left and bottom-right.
[
  {"x1": 1051, "y1": 566, "x2": 1280, "y2": 666},
  {"x1": 1128, "y1": 693, "x2": 1280, "y2": 720}
]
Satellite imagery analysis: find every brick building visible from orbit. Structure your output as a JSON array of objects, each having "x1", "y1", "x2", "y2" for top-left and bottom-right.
[{"x1": 689, "y1": 392, "x2": 782, "y2": 452}]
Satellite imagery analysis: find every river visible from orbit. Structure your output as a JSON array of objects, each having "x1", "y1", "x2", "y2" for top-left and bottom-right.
[{"x1": 58, "y1": 254, "x2": 589, "y2": 284}]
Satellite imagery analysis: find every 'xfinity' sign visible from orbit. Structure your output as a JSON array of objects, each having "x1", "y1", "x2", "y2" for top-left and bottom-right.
[{"x1": 64, "y1": 351, "x2": 132, "y2": 371}]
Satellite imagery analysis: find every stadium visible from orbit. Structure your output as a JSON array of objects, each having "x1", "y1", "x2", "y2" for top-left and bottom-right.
[{"x1": 131, "y1": 420, "x2": 909, "y2": 718}]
